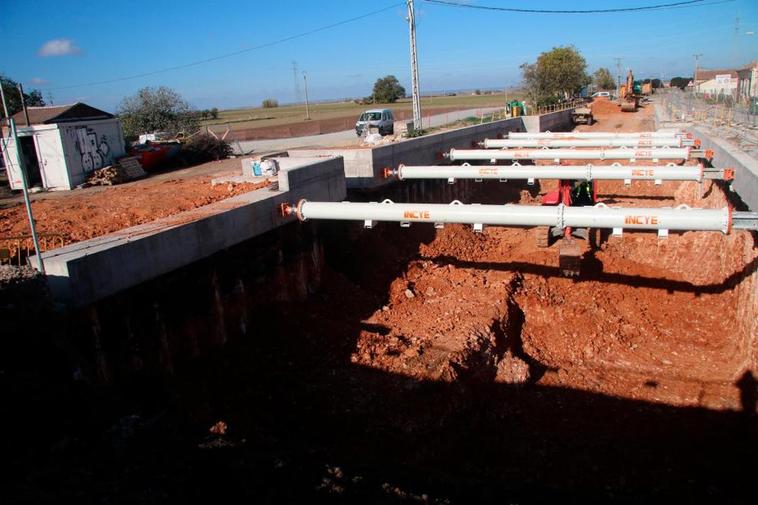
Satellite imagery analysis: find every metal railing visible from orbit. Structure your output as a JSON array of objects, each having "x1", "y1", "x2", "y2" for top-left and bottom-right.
[
  {"x1": 474, "y1": 100, "x2": 583, "y2": 125},
  {"x1": 0, "y1": 234, "x2": 66, "y2": 267},
  {"x1": 532, "y1": 99, "x2": 584, "y2": 116}
]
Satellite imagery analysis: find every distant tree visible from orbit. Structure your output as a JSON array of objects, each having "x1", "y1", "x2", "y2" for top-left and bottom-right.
[
  {"x1": 117, "y1": 86, "x2": 197, "y2": 139},
  {"x1": 210, "y1": 107, "x2": 219, "y2": 119},
  {"x1": 372, "y1": 75, "x2": 406, "y2": 103},
  {"x1": 0, "y1": 74, "x2": 46, "y2": 120},
  {"x1": 670, "y1": 77, "x2": 692, "y2": 90},
  {"x1": 474, "y1": 89, "x2": 482, "y2": 95},
  {"x1": 592, "y1": 67, "x2": 615, "y2": 90},
  {"x1": 521, "y1": 46, "x2": 590, "y2": 105},
  {"x1": 651, "y1": 78, "x2": 662, "y2": 89},
  {"x1": 262, "y1": 98, "x2": 278, "y2": 108}
]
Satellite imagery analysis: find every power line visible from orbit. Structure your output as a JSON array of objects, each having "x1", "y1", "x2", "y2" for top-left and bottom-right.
[
  {"x1": 42, "y1": 2, "x2": 404, "y2": 91},
  {"x1": 422, "y1": 0, "x2": 720, "y2": 14}
]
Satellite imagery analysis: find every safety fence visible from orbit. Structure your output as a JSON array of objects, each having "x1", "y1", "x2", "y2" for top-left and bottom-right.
[{"x1": 659, "y1": 89, "x2": 758, "y2": 128}]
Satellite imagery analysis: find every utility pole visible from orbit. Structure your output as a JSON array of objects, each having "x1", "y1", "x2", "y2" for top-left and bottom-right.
[
  {"x1": 292, "y1": 61, "x2": 301, "y2": 103},
  {"x1": 17, "y1": 83, "x2": 30, "y2": 126},
  {"x1": 0, "y1": 85, "x2": 44, "y2": 272},
  {"x1": 407, "y1": 0, "x2": 422, "y2": 132},
  {"x1": 303, "y1": 71, "x2": 310, "y2": 120},
  {"x1": 613, "y1": 58, "x2": 622, "y2": 97},
  {"x1": 693, "y1": 53, "x2": 703, "y2": 91}
]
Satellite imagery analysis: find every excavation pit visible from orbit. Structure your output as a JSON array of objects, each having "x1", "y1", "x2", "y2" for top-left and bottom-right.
[{"x1": 3, "y1": 103, "x2": 756, "y2": 503}]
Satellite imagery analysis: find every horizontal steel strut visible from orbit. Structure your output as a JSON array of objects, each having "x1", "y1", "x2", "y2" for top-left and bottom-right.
[
  {"x1": 445, "y1": 147, "x2": 713, "y2": 162},
  {"x1": 480, "y1": 137, "x2": 698, "y2": 148},
  {"x1": 280, "y1": 200, "x2": 758, "y2": 234},
  {"x1": 507, "y1": 130, "x2": 690, "y2": 140},
  {"x1": 388, "y1": 163, "x2": 735, "y2": 183}
]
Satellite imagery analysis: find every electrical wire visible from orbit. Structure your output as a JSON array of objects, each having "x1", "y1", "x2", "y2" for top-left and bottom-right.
[
  {"x1": 42, "y1": 2, "x2": 404, "y2": 91},
  {"x1": 422, "y1": 0, "x2": 717, "y2": 14}
]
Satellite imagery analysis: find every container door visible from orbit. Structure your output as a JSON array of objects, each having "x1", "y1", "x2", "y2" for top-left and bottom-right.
[{"x1": 35, "y1": 129, "x2": 70, "y2": 189}]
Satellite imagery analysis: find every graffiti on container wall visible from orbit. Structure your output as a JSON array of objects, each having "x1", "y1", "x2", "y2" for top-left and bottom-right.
[{"x1": 76, "y1": 127, "x2": 111, "y2": 172}]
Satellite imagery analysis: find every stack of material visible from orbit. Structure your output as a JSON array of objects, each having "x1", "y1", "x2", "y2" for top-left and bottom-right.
[{"x1": 85, "y1": 157, "x2": 147, "y2": 186}]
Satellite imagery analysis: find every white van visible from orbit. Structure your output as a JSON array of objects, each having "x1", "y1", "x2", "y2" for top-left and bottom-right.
[
  {"x1": 591, "y1": 91, "x2": 612, "y2": 98},
  {"x1": 355, "y1": 109, "x2": 395, "y2": 136}
]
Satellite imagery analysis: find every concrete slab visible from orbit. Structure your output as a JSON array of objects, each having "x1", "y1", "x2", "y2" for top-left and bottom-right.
[{"x1": 35, "y1": 156, "x2": 346, "y2": 305}]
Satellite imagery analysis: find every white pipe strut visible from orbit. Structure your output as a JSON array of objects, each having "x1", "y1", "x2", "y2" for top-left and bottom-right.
[
  {"x1": 284, "y1": 199, "x2": 747, "y2": 234},
  {"x1": 392, "y1": 163, "x2": 734, "y2": 183},
  {"x1": 481, "y1": 137, "x2": 695, "y2": 148},
  {"x1": 445, "y1": 147, "x2": 708, "y2": 162},
  {"x1": 507, "y1": 130, "x2": 689, "y2": 140}
]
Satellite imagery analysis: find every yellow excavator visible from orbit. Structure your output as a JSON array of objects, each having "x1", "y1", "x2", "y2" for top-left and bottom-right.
[{"x1": 619, "y1": 70, "x2": 641, "y2": 112}]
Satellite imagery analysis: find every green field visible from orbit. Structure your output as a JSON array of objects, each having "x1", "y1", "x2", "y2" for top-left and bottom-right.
[{"x1": 202, "y1": 93, "x2": 523, "y2": 131}]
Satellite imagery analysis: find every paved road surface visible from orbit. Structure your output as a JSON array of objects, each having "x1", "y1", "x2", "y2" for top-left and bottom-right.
[{"x1": 234, "y1": 107, "x2": 502, "y2": 154}]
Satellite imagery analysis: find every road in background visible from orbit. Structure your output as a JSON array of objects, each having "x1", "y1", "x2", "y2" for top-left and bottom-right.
[{"x1": 234, "y1": 107, "x2": 502, "y2": 153}]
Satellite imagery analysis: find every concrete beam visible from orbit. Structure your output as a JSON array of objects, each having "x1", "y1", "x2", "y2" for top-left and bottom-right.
[{"x1": 34, "y1": 157, "x2": 346, "y2": 306}]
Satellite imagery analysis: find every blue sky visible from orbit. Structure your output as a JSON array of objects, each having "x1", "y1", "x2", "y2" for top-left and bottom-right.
[{"x1": 2, "y1": 0, "x2": 757, "y2": 111}]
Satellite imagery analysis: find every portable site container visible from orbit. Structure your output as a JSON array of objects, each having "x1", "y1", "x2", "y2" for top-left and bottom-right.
[{"x1": 1, "y1": 103, "x2": 126, "y2": 191}]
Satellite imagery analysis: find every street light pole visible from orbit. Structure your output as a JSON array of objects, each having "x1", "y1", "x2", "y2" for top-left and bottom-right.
[
  {"x1": 407, "y1": 0, "x2": 422, "y2": 132},
  {"x1": 614, "y1": 57, "x2": 622, "y2": 97},
  {"x1": 303, "y1": 71, "x2": 311, "y2": 120},
  {"x1": 0, "y1": 85, "x2": 45, "y2": 272}
]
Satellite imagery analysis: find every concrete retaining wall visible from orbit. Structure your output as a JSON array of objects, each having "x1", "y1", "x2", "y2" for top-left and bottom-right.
[
  {"x1": 538, "y1": 109, "x2": 575, "y2": 133},
  {"x1": 291, "y1": 117, "x2": 529, "y2": 190},
  {"x1": 690, "y1": 126, "x2": 758, "y2": 212},
  {"x1": 653, "y1": 98, "x2": 757, "y2": 212},
  {"x1": 35, "y1": 156, "x2": 346, "y2": 305}
]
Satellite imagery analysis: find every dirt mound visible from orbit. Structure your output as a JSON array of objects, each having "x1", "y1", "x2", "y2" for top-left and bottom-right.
[
  {"x1": 590, "y1": 98, "x2": 620, "y2": 114},
  {"x1": 0, "y1": 175, "x2": 268, "y2": 244}
]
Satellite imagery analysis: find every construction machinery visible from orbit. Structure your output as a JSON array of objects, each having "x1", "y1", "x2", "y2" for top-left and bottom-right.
[
  {"x1": 386, "y1": 163, "x2": 734, "y2": 186},
  {"x1": 384, "y1": 161, "x2": 735, "y2": 275},
  {"x1": 479, "y1": 137, "x2": 699, "y2": 148},
  {"x1": 572, "y1": 102, "x2": 594, "y2": 125},
  {"x1": 506, "y1": 129, "x2": 690, "y2": 140},
  {"x1": 280, "y1": 199, "x2": 755, "y2": 276},
  {"x1": 620, "y1": 70, "x2": 641, "y2": 112},
  {"x1": 445, "y1": 147, "x2": 713, "y2": 163},
  {"x1": 279, "y1": 129, "x2": 753, "y2": 277}
]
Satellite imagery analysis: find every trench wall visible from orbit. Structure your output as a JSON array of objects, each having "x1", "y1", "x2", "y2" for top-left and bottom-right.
[
  {"x1": 654, "y1": 100, "x2": 758, "y2": 371},
  {"x1": 59, "y1": 177, "x2": 475, "y2": 384}
]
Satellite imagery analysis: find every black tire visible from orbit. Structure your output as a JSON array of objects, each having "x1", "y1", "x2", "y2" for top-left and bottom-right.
[{"x1": 388, "y1": 126, "x2": 394, "y2": 135}]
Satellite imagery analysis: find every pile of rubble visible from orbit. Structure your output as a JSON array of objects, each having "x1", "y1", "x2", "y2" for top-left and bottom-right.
[{"x1": 84, "y1": 157, "x2": 147, "y2": 186}]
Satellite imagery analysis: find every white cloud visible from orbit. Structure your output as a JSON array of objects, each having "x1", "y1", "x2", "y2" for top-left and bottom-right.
[
  {"x1": 37, "y1": 39, "x2": 81, "y2": 57},
  {"x1": 30, "y1": 77, "x2": 48, "y2": 85}
]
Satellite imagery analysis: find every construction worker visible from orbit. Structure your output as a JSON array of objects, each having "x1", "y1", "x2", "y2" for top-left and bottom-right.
[{"x1": 571, "y1": 180, "x2": 594, "y2": 206}]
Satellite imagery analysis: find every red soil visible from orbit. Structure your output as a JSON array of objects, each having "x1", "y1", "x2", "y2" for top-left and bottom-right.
[
  {"x1": 0, "y1": 161, "x2": 268, "y2": 245},
  {"x1": 352, "y1": 102, "x2": 757, "y2": 410}
]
